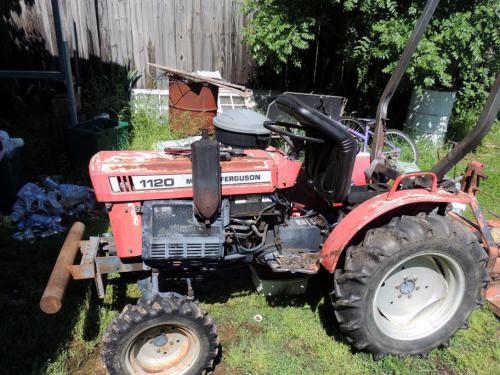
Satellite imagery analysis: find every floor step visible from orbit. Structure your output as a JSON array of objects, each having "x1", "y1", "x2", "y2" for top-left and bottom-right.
[{"x1": 267, "y1": 253, "x2": 320, "y2": 275}]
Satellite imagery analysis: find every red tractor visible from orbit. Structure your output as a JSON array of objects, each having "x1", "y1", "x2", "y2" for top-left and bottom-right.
[{"x1": 41, "y1": 1, "x2": 500, "y2": 374}]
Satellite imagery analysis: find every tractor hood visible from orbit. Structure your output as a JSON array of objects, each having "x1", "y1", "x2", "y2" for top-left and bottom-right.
[{"x1": 89, "y1": 148, "x2": 302, "y2": 203}]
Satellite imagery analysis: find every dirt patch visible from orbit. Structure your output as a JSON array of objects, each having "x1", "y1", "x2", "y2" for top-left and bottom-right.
[
  {"x1": 212, "y1": 362, "x2": 243, "y2": 375},
  {"x1": 217, "y1": 323, "x2": 241, "y2": 345},
  {"x1": 433, "y1": 358, "x2": 457, "y2": 375},
  {"x1": 67, "y1": 343, "x2": 106, "y2": 375},
  {"x1": 241, "y1": 321, "x2": 263, "y2": 336}
]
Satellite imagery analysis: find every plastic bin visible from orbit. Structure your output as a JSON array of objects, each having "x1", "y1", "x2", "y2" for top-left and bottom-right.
[
  {"x1": 0, "y1": 148, "x2": 24, "y2": 212},
  {"x1": 68, "y1": 118, "x2": 129, "y2": 170}
]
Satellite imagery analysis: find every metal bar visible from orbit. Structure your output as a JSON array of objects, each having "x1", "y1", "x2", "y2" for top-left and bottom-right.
[
  {"x1": 470, "y1": 198, "x2": 499, "y2": 272},
  {"x1": 51, "y1": 0, "x2": 78, "y2": 126},
  {"x1": 73, "y1": 21, "x2": 81, "y2": 89},
  {"x1": 371, "y1": 0, "x2": 440, "y2": 160},
  {"x1": 0, "y1": 70, "x2": 64, "y2": 80},
  {"x1": 95, "y1": 256, "x2": 149, "y2": 274},
  {"x1": 431, "y1": 73, "x2": 500, "y2": 179},
  {"x1": 40, "y1": 222, "x2": 86, "y2": 314}
]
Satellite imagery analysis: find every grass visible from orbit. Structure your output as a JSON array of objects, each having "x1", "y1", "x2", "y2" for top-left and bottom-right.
[
  {"x1": 127, "y1": 108, "x2": 181, "y2": 150},
  {"x1": 0, "y1": 111, "x2": 499, "y2": 374}
]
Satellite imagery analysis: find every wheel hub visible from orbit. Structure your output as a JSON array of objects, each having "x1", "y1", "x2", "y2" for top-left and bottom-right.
[
  {"x1": 126, "y1": 324, "x2": 201, "y2": 374},
  {"x1": 398, "y1": 277, "x2": 417, "y2": 295},
  {"x1": 152, "y1": 334, "x2": 169, "y2": 347},
  {"x1": 373, "y1": 253, "x2": 465, "y2": 340}
]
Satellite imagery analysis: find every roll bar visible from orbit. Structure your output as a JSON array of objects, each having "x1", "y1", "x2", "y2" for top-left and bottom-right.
[{"x1": 371, "y1": 0, "x2": 440, "y2": 160}]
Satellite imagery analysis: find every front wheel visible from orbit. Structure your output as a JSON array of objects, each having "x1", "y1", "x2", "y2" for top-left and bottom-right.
[
  {"x1": 102, "y1": 296, "x2": 219, "y2": 375},
  {"x1": 333, "y1": 213, "x2": 488, "y2": 358}
]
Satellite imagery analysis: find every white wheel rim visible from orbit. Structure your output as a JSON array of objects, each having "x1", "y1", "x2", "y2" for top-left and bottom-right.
[
  {"x1": 125, "y1": 324, "x2": 201, "y2": 375},
  {"x1": 373, "y1": 252, "x2": 465, "y2": 340}
]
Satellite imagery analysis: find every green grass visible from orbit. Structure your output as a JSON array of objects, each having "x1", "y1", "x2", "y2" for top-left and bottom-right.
[
  {"x1": 417, "y1": 123, "x2": 500, "y2": 219},
  {"x1": 127, "y1": 108, "x2": 181, "y2": 150},
  {"x1": 0, "y1": 116, "x2": 499, "y2": 375}
]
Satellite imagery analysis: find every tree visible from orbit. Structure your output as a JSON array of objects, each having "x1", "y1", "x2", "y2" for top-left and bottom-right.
[{"x1": 241, "y1": 0, "x2": 499, "y2": 135}]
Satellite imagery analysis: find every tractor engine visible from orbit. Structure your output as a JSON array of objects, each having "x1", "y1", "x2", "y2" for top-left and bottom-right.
[{"x1": 89, "y1": 126, "x2": 329, "y2": 273}]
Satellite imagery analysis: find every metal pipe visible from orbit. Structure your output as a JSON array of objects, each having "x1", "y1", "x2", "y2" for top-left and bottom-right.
[
  {"x1": 431, "y1": 73, "x2": 500, "y2": 179},
  {"x1": 73, "y1": 21, "x2": 81, "y2": 89},
  {"x1": 40, "y1": 222, "x2": 85, "y2": 314},
  {"x1": 51, "y1": 0, "x2": 78, "y2": 126},
  {"x1": 0, "y1": 71, "x2": 63, "y2": 80},
  {"x1": 371, "y1": 0, "x2": 440, "y2": 160}
]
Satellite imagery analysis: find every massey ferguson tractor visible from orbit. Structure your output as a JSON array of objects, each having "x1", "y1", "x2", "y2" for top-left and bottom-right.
[{"x1": 40, "y1": 0, "x2": 499, "y2": 374}]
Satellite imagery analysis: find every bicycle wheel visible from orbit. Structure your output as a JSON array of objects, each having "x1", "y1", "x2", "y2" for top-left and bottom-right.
[
  {"x1": 340, "y1": 117, "x2": 366, "y2": 152},
  {"x1": 383, "y1": 129, "x2": 419, "y2": 165}
]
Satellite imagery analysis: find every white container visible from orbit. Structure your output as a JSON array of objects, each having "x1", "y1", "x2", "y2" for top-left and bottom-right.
[{"x1": 404, "y1": 88, "x2": 456, "y2": 145}]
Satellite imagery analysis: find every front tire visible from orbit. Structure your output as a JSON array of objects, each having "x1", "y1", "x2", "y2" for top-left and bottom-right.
[
  {"x1": 102, "y1": 296, "x2": 219, "y2": 375},
  {"x1": 333, "y1": 213, "x2": 488, "y2": 358}
]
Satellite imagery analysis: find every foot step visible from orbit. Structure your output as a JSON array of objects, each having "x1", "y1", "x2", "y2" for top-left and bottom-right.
[{"x1": 267, "y1": 253, "x2": 320, "y2": 274}]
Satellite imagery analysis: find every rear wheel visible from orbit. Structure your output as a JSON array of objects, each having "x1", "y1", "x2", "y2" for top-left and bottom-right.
[
  {"x1": 102, "y1": 296, "x2": 219, "y2": 375},
  {"x1": 333, "y1": 213, "x2": 488, "y2": 358}
]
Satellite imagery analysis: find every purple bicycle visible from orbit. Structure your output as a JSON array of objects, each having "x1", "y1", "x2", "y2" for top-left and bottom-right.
[{"x1": 341, "y1": 117, "x2": 419, "y2": 165}]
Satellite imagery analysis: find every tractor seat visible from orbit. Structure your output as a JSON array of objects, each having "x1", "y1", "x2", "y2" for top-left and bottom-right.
[{"x1": 274, "y1": 93, "x2": 357, "y2": 203}]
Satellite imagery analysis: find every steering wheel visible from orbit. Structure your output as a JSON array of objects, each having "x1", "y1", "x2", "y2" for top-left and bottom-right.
[{"x1": 263, "y1": 121, "x2": 325, "y2": 144}]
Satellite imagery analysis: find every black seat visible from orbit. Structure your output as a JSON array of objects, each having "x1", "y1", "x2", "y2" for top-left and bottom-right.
[{"x1": 274, "y1": 93, "x2": 357, "y2": 202}]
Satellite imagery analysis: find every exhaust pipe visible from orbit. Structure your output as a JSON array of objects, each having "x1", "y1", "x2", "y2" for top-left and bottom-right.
[
  {"x1": 40, "y1": 222, "x2": 85, "y2": 314},
  {"x1": 431, "y1": 73, "x2": 500, "y2": 179}
]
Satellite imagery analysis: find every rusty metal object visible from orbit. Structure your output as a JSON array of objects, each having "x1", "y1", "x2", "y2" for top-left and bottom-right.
[
  {"x1": 169, "y1": 81, "x2": 218, "y2": 135},
  {"x1": 40, "y1": 221, "x2": 85, "y2": 314},
  {"x1": 451, "y1": 214, "x2": 500, "y2": 317},
  {"x1": 486, "y1": 281, "x2": 500, "y2": 317},
  {"x1": 469, "y1": 198, "x2": 499, "y2": 272},
  {"x1": 486, "y1": 223, "x2": 500, "y2": 317},
  {"x1": 267, "y1": 253, "x2": 320, "y2": 275},
  {"x1": 67, "y1": 235, "x2": 149, "y2": 298},
  {"x1": 461, "y1": 160, "x2": 487, "y2": 195}
]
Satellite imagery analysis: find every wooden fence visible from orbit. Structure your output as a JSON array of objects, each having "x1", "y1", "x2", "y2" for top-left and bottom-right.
[{"x1": 3, "y1": 0, "x2": 252, "y2": 87}]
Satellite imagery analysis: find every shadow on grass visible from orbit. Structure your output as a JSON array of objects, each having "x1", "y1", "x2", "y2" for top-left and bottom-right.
[
  {"x1": 0, "y1": 228, "x2": 88, "y2": 373},
  {"x1": 191, "y1": 264, "x2": 351, "y2": 347},
  {"x1": 0, "y1": 215, "x2": 111, "y2": 373}
]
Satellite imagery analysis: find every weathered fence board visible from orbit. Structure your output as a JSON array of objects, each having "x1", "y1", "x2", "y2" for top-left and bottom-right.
[{"x1": 1, "y1": 0, "x2": 251, "y2": 87}]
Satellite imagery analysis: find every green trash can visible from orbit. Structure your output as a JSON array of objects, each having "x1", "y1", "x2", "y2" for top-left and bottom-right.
[
  {"x1": 0, "y1": 148, "x2": 24, "y2": 212},
  {"x1": 68, "y1": 117, "x2": 129, "y2": 171}
]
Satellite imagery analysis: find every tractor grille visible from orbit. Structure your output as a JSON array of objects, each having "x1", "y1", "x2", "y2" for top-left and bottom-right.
[{"x1": 142, "y1": 200, "x2": 224, "y2": 260}]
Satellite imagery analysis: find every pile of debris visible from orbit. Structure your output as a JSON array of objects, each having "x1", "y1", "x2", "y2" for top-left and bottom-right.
[{"x1": 10, "y1": 176, "x2": 96, "y2": 243}]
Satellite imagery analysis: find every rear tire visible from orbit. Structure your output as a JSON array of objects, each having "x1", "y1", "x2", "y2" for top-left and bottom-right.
[
  {"x1": 102, "y1": 295, "x2": 219, "y2": 375},
  {"x1": 333, "y1": 213, "x2": 488, "y2": 358}
]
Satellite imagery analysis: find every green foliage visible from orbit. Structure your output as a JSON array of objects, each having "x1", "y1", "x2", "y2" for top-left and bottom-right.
[
  {"x1": 241, "y1": 0, "x2": 316, "y2": 72},
  {"x1": 242, "y1": 0, "x2": 498, "y2": 139},
  {"x1": 128, "y1": 108, "x2": 180, "y2": 150},
  {"x1": 82, "y1": 68, "x2": 141, "y2": 120},
  {"x1": 344, "y1": 0, "x2": 498, "y2": 137}
]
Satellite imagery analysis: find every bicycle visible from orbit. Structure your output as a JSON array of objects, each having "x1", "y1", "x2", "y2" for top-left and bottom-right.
[{"x1": 341, "y1": 117, "x2": 419, "y2": 165}]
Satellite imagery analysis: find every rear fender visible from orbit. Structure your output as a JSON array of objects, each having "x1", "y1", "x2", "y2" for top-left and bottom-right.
[{"x1": 320, "y1": 187, "x2": 476, "y2": 273}]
